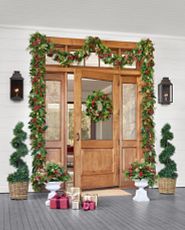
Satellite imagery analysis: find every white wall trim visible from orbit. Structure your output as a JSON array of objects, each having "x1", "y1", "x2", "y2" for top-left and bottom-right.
[{"x1": 0, "y1": 24, "x2": 185, "y2": 42}]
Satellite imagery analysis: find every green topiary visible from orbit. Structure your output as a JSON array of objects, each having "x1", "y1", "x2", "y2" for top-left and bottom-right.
[
  {"x1": 158, "y1": 124, "x2": 177, "y2": 179},
  {"x1": 7, "y1": 122, "x2": 29, "y2": 183}
]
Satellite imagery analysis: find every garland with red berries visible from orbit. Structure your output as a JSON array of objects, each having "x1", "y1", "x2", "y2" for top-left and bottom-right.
[{"x1": 29, "y1": 32, "x2": 155, "y2": 191}]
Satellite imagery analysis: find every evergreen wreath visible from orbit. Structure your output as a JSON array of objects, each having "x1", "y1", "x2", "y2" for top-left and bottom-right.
[
  {"x1": 29, "y1": 32, "x2": 156, "y2": 191},
  {"x1": 86, "y1": 90, "x2": 113, "y2": 122}
]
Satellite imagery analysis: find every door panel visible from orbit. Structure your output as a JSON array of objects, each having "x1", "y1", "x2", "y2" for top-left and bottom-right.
[
  {"x1": 81, "y1": 140, "x2": 113, "y2": 149},
  {"x1": 120, "y1": 76, "x2": 141, "y2": 187},
  {"x1": 46, "y1": 149, "x2": 61, "y2": 163},
  {"x1": 45, "y1": 73, "x2": 67, "y2": 166},
  {"x1": 82, "y1": 174, "x2": 115, "y2": 189},
  {"x1": 74, "y1": 70, "x2": 119, "y2": 189},
  {"x1": 81, "y1": 149, "x2": 114, "y2": 174},
  {"x1": 121, "y1": 148, "x2": 137, "y2": 187}
]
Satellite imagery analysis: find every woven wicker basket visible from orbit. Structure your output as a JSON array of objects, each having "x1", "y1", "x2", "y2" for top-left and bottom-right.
[
  {"x1": 158, "y1": 178, "x2": 176, "y2": 194},
  {"x1": 9, "y1": 182, "x2": 29, "y2": 200}
]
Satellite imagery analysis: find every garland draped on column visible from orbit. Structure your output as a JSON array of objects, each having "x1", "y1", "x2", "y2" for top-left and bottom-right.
[{"x1": 29, "y1": 32, "x2": 155, "y2": 191}]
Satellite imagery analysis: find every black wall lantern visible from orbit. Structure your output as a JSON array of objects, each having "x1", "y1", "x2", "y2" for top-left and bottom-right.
[
  {"x1": 10, "y1": 71, "x2": 24, "y2": 101},
  {"x1": 158, "y1": 77, "x2": 173, "y2": 104}
]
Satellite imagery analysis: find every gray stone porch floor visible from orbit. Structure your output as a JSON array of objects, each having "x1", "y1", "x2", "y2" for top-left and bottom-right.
[{"x1": 1, "y1": 188, "x2": 185, "y2": 230}]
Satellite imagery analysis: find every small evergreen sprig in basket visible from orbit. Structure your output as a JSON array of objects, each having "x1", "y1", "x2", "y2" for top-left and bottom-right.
[
  {"x1": 125, "y1": 160, "x2": 156, "y2": 187},
  {"x1": 31, "y1": 162, "x2": 70, "y2": 192}
]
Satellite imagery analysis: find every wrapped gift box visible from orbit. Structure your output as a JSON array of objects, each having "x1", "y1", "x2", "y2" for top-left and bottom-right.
[
  {"x1": 81, "y1": 194, "x2": 98, "y2": 207},
  {"x1": 50, "y1": 194, "x2": 69, "y2": 209},
  {"x1": 67, "y1": 187, "x2": 81, "y2": 202},
  {"x1": 82, "y1": 200, "x2": 96, "y2": 211},
  {"x1": 70, "y1": 187, "x2": 81, "y2": 201},
  {"x1": 71, "y1": 200, "x2": 80, "y2": 210}
]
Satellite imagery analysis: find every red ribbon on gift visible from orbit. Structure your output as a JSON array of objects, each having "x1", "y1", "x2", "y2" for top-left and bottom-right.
[
  {"x1": 54, "y1": 194, "x2": 66, "y2": 209},
  {"x1": 56, "y1": 196, "x2": 61, "y2": 209},
  {"x1": 51, "y1": 193, "x2": 69, "y2": 209},
  {"x1": 82, "y1": 200, "x2": 96, "y2": 211}
]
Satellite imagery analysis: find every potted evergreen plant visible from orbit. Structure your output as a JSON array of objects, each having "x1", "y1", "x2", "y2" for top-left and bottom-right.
[
  {"x1": 125, "y1": 160, "x2": 156, "y2": 201},
  {"x1": 7, "y1": 122, "x2": 29, "y2": 199},
  {"x1": 31, "y1": 161, "x2": 70, "y2": 192},
  {"x1": 31, "y1": 161, "x2": 70, "y2": 206},
  {"x1": 125, "y1": 161, "x2": 156, "y2": 187},
  {"x1": 158, "y1": 124, "x2": 178, "y2": 194}
]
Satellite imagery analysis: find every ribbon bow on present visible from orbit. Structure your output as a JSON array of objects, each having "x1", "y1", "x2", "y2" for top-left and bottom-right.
[
  {"x1": 71, "y1": 193, "x2": 80, "y2": 201},
  {"x1": 66, "y1": 187, "x2": 81, "y2": 202}
]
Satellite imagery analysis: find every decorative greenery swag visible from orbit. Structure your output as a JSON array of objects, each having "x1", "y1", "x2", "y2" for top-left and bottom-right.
[{"x1": 29, "y1": 32, "x2": 156, "y2": 191}]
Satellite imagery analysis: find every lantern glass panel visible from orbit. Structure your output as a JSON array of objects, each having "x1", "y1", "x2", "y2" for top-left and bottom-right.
[
  {"x1": 170, "y1": 85, "x2": 173, "y2": 103},
  {"x1": 158, "y1": 77, "x2": 173, "y2": 104},
  {"x1": 11, "y1": 80, "x2": 23, "y2": 99},
  {"x1": 162, "y1": 85, "x2": 170, "y2": 104}
]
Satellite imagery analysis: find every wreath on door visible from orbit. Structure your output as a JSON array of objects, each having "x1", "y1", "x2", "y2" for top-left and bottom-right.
[{"x1": 85, "y1": 90, "x2": 113, "y2": 122}]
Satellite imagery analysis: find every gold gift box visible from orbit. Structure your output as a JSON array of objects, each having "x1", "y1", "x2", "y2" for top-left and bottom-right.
[{"x1": 67, "y1": 187, "x2": 81, "y2": 202}]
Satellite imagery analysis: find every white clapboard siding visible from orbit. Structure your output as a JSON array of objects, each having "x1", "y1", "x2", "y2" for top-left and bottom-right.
[{"x1": 0, "y1": 25, "x2": 185, "y2": 192}]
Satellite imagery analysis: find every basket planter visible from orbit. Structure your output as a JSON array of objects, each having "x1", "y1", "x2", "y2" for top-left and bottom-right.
[
  {"x1": 9, "y1": 182, "x2": 29, "y2": 200},
  {"x1": 158, "y1": 178, "x2": 176, "y2": 194}
]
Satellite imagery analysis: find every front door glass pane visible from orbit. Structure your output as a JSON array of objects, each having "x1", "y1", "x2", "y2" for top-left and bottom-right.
[{"x1": 81, "y1": 78, "x2": 113, "y2": 140}]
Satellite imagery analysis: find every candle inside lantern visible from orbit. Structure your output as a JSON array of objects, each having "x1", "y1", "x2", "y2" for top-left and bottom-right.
[
  {"x1": 164, "y1": 93, "x2": 168, "y2": 101},
  {"x1": 14, "y1": 88, "x2": 19, "y2": 96}
]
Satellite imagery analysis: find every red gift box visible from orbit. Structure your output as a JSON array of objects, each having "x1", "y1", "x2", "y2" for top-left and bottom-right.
[
  {"x1": 82, "y1": 200, "x2": 96, "y2": 211},
  {"x1": 81, "y1": 194, "x2": 98, "y2": 207},
  {"x1": 50, "y1": 194, "x2": 69, "y2": 209}
]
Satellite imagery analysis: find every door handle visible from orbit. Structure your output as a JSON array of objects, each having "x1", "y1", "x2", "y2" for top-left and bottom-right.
[{"x1": 76, "y1": 133, "x2": 80, "y2": 141}]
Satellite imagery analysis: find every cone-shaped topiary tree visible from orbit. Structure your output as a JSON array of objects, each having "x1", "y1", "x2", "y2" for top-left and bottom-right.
[
  {"x1": 7, "y1": 122, "x2": 29, "y2": 183},
  {"x1": 158, "y1": 123, "x2": 177, "y2": 179}
]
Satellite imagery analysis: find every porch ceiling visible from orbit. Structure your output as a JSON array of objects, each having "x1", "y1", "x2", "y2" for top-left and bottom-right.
[{"x1": 0, "y1": 0, "x2": 185, "y2": 37}]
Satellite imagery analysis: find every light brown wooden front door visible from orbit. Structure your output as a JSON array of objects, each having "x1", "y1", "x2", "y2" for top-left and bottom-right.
[
  {"x1": 44, "y1": 66, "x2": 142, "y2": 190},
  {"x1": 74, "y1": 69, "x2": 120, "y2": 190}
]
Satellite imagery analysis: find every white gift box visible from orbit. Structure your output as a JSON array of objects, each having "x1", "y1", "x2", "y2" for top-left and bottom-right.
[{"x1": 71, "y1": 200, "x2": 80, "y2": 210}]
